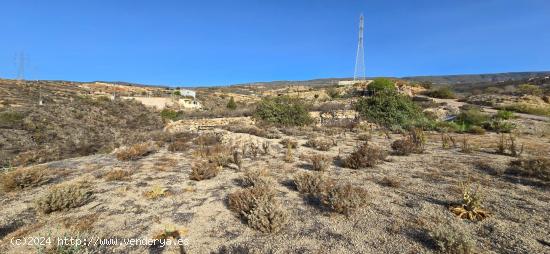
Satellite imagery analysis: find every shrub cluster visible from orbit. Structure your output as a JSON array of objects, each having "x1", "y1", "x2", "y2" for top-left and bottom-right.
[
  {"x1": 304, "y1": 137, "x2": 335, "y2": 151},
  {"x1": 0, "y1": 166, "x2": 49, "y2": 192},
  {"x1": 115, "y1": 142, "x2": 158, "y2": 161},
  {"x1": 34, "y1": 183, "x2": 93, "y2": 213},
  {"x1": 343, "y1": 143, "x2": 387, "y2": 169},
  {"x1": 254, "y1": 96, "x2": 313, "y2": 126},
  {"x1": 190, "y1": 160, "x2": 221, "y2": 181},
  {"x1": 508, "y1": 157, "x2": 549, "y2": 181},
  {"x1": 293, "y1": 172, "x2": 368, "y2": 215},
  {"x1": 355, "y1": 89, "x2": 429, "y2": 131},
  {"x1": 422, "y1": 87, "x2": 456, "y2": 99},
  {"x1": 227, "y1": 186, "x2": 288, "y2": 233}
]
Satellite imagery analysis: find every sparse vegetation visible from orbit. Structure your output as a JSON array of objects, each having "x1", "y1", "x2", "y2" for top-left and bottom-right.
[
  {"x1": 0, "y1": 166, "x2": 49, "y2": 192},
  {"x1": 240, "y1": 169, "x2": 270, "y2": 187},
  {"x1": 305, "y1": 153, "x2": 332, "y2": 171},
  {"x1": 508, "y1": 157, "x2": 549, "y2": 181},
  {"x1": 144, "y1": 185, "x2": 169, "y2": 199},
  {"x1": 104, "y1": 170, "x2": 131, "y2": 181},
  {"x1": 343, "y1": 143, "x2": 387, "y2": 169},
  {"x1": 391, "y1": 128, "x2": 425, "y2": 155},
  {"x1": 423, "y1": 87, "x2": 456, "y2": 99},
  {"x1": 304, "y1": 137, "x2": 335, "y2": 151},
  {"x1": 34, "y1": 183, "x2": 93, "y2": 213},
  {"x1": 450, "y1": 182, "x2": 489, "y2": 221},
  {"x1": 324, "y1": 183, "x2": 368, "y2": 215},
  {"x1": 279, "y1": 138, "x2": 298, "y2": 149},
  {"x1": 115, "y1": 142, "x2": 158, "y2": 161},
  {"x1": 227, "y1": 186, "x2": 288, "y2": 233},
  {"x1": 190, "y1": 160, "x2": 221, "y2": 181},
  {"x1": 429, "y1": 222, "x2": 475, "y2": 254}
]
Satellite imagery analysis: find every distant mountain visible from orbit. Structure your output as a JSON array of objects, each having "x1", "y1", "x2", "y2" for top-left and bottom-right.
[{"x1": 402, "y1": 71, "x2": 550, "y2": 85}]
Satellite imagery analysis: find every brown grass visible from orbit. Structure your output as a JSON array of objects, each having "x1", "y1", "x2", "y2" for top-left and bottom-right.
[
  {"x1": 0, "y1": 166, "x2": 49, "y2": 192},
  {"x1": 115, "y1": 142, "x2": 157, "y2": 161},
  {"x1": 190, "y1": 160, "x2": 221, "y2": 181},
  {"x1": 240, "y1": 169, "x2": 271, "y2": 187},
  {"x1": 508, "y1": 157, "x2": 550, "y2": 181},
  {"x1": 104, "y1": 170, "x2": 131, "y2": 181},
  {"x1": 305, "y1": 137, "x2": 335, "y2": 151},
  {"x1": 280, "y1": 138, "x2": 298, "y2": 149}
]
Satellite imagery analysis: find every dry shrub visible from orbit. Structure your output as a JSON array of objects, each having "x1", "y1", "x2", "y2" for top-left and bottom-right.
[
  {"x1": 357, "y1": 133, "x2": 371, "y2": 141},
  {"x1": 293, "y1": 172, "x2": 334, "y2": 197},
  {"x1": 324, "y1": 183, "x2": 368, "y2": 215},
  {"x1": 429, "y1": 222, "x2": 475, "y2": 254},
  {"x1": 194, "y1": 132, "x2": 222, "y2": 146},
  {"x1": 508, "y1": 157, "x2": 550, "y2": 181},
  {"x1": 283, "y1": 144, "x2": 294, "y2": 163},
  {"x1": 104, "y1": 170, "x2": 131, "y2": 181},
  {"x1": 293, "y1": 172, "x2": 368, "y2": 215},
  {"x1": 34, "y1": 183, "x2": 93, "y2": 213},
  {"x1": 391, "y1": 128, "x2": 425, "y2": 155},
  {"x1": 232, "y1": 150, "x2": 243, "y2": 170},
  {"x1": 115, "y1": 142, "x2": 157, "y2": 161},
  {"x1": 63, "y1": 214, "x2": 98, "y2": 232},
  {"x1": 227, "y1": 186, "x2": 288, "y2": 233},
  {"x1": 450, "y1": 182, "x2": 489, "y2": 221},
  {"x1": 343, "y1": 143, "x2": 387, "y2": 169},
  {"x1": 460, "y1": 135, "x2": 473, "y2": 153},
  {"x1": 144, "y1": 185, "x2": 169, "y2": 199},
  {"x1": 0, "y1": 166, "x2": 49, "y2": 192},
  {"x1": 224, "y1": 125, "x2": 281, "y2": 139},
  {"x1": 245, "y1": 198, "x2": 288, "y2": 233},
  {"x1": 190, "y1": 160, "x2": 221, "y2": 181},
  {"x1": 306, "y1": 154, "x2": 332, "y2": 171},
  {"x1": 305, "y1": 137, "x2": 335, "y2": 151},
  {"x1": 240, "y1": 169, "x2": 271, "y2": 187},
  {"x1": 167, "y1": 140, "x2": 191, "y2": 152},
  {"x1": 441, "y1": 133, "x2": 456, "y2": 149},
  {"x1": 379, "y1": 176, "x2": 401, "y2": 188},
  {"x1": 496, "y1": 133, "x2": 523, "y2": 157},
  {"x1": 280, "y1": 138, "x2": 298, "y2": 149}
]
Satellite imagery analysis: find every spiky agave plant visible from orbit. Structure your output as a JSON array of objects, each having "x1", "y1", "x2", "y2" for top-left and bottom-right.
[{"x1": 450, "y1": 182, "x2": 489, "y2": 221}]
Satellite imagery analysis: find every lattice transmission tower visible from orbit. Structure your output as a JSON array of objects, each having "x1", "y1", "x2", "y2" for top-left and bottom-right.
[{"x1": 353, "y1": 14, "x2": 366, "y2": 81}]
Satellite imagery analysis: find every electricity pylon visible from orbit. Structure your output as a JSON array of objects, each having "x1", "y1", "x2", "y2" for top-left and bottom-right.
[{"x1": 353, "y1": 14, "x2": 366, "y2": 81}]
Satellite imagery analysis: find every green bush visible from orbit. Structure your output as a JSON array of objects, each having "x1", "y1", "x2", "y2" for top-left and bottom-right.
[
  {"x1": 495, "y1": 110, "x2": 514, "y2": 120},
  {"x1": 254, "y1": 96, "x2": 313, "y2": 126},
  {"x1": 160, "y1": 109, "x2": 179, "y2": 121},
  {"x1": 483, "y1": 119, "x2": 515, "y2": 133},
  {"x1": 367, "y1": 78, "x2": 396, "y2": 93},
  {"x1": 456, "y1": 109, "x2": 489, "y2": 126},
  {"x1": 226, "y1": 97, "x2": 237, "y2": 110},
  {"x1": 355, "y1": 89, "x2": 429, "y2": 130},
  {"x1": 500, "y1": 103, "x2": 550, "y2": 116},
  {"x1": 517, "y1": 84, "x2": 542, "y2": 96},
  {"x1": 0, "y1": 111, "x2": 25, "y2": 128},
  {"x1": 423, "y1": 87, "x2": 456, "y2": 99}
]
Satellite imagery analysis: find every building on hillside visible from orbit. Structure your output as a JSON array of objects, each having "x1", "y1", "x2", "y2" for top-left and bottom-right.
[{"x1": 179, "y1": 89, "x2": 196, "y2": 99}]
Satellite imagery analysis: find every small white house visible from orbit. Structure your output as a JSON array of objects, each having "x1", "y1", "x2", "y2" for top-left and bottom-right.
[{"x1": 179, "y1": 89, "x2": 196, "y2": 99}]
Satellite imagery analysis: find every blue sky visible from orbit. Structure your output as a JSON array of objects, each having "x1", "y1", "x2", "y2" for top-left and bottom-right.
[{"x1": 1, "y1": 0, "x2": 549, "y2": 86}]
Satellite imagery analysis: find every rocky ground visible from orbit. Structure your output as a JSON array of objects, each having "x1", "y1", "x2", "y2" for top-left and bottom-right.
[{"x1": 1, "y1": 120, "x2": 549, "y2": 253}]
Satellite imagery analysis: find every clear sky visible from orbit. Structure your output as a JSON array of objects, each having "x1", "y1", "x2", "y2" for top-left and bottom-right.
[{"x1": 1, "y1": 0, "x2": 549, "y2": 86}]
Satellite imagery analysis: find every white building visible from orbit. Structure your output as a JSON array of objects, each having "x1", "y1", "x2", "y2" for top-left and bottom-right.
[{"x1": 179, "y1": 89, "x2": 196, "y2": 99}]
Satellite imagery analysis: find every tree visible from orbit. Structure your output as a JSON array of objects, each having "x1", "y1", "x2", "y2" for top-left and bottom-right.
[
  {"x1": 226, "y1": 97, "x2": 237, "y2": 110},
  {"x1": 254, "y1": 96, "x2": 313, "y2": 126}
]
